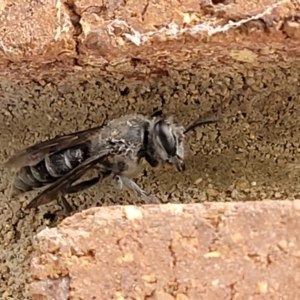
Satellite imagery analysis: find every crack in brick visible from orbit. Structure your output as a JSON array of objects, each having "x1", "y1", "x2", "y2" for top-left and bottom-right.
[
  {"x1": 168, "y1": 239, "x2": 177, "y2": 269},
  {"x1": 167, "y1": 238, "x2": 180, "y2": 296},
  {"x1": 228, "y1": 278, "x2": 244, "y2": 300},
  {"x1": 107, "y1": 0, "x2": 291, "y2": 46},
  {"x1": 141, "y1": 0, "x2": 149, "y2": 17},
  {"x1": 63, "y1": 0, "x2": 83, "y2": 64}
]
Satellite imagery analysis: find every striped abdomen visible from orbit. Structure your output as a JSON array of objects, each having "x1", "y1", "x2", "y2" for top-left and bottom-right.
[{"x1": 13, "y1": 147, "x2": 89, "y2": 194}]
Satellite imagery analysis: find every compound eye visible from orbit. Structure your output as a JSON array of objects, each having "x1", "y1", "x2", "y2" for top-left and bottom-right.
[{"x1": 155, "y1": 121, "x2": 176, "y2": 156}]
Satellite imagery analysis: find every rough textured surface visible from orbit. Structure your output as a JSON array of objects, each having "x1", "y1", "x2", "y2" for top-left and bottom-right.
[
  {"x1": 30, "y1": 201, "x2": 300, "y2": 300},
  {"x1": 0, "y1": 0, "x2": 299, "y2": 82},
  {"x1": 1, "y1": 65, "x2": 300, "y2": 298},
  {"x1": 0, "y1": 0, "x2": 300, "y2": 299}
]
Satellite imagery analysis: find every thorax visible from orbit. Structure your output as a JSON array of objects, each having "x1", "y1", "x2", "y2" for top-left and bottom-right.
[{"x1": 90, "y1": 114, "x2": 150, "y2": 176}]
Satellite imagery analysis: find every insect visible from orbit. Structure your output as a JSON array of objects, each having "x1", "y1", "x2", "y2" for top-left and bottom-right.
[{"x1": 4, "y1": 113, "x2": 222, "y2": 214}]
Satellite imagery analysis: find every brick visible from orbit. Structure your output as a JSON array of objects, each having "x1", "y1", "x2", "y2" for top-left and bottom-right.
[{"x1": 29, "y1": 200, "x2": 300, "y2": 299}]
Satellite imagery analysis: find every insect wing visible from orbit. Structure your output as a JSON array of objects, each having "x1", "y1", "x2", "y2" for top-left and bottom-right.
[
  {"x1": 25, "y1": 149, "x2": 111, "y2": 209},
  {"x1": 4, "y1": 125, "x2": 104, "y2": 169}
]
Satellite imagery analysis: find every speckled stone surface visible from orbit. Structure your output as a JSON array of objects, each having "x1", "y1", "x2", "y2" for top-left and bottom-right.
[
  {"x1": 30, "y1": 201, "x2": 300, "y2": 299},
  {"x1": 0, "y1": 0, "x2": 300, "y2": 298}
]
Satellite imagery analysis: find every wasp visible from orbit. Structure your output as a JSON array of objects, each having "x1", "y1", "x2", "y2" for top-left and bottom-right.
[{"x1": 4, "y1": 113, "x2": 222, "y2": 214}]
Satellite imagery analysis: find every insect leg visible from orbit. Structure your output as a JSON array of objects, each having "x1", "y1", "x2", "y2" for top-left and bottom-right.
[
  {"x1": 65, "y1": 177, "x2": 102, "y2": 194},
  {"x1": 53, "y1": 195, "x2": 74, "y2": 217},
  {"x1": 116, "y1": 175, "x2": 158, "y2": 204},
  {"x1": 61, "y1": 195, "x2": 74, "y2": 213},
  {"x1": 54, "y1": 166, "x2": 112, "y2": 215},
  {"x1": 144, "y1": 153, "x2": 159, "y2": 168},
  {"x1": 65, "y1": 164, "x2": 112, "y2": 194},
  {"x1": 47, "y1": 177, "x2": 103, "y2": 218},
  {"x1": 44, "y1": 195, "x2": 74, "y2": 221}
]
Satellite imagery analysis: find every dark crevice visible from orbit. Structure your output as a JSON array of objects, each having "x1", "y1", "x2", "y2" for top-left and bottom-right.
[
  {"x1": 120, "y1": 86, "x2": 130, "y2": 96},
  {"x1": 211, "y1": 0, "x2": 226, "y2": 4},
  {"x1": 141, "y1": 0, "x2": 149, "y2": 16},
  {"x1": 151, "y1": 108, "x2": 163, "y2": 118},
  {"x1": 168, "y1": 239, "x2": 177, "y2": 268},
  {"x1": 63, "y1": 1, "x2": 83, "y2": 66},
  {"x1": 167, "y1": 239, "x2": 179, "y2": 296},
  {"x1": 43, "y1": 211, "x2": 58, "y2": 222}
]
